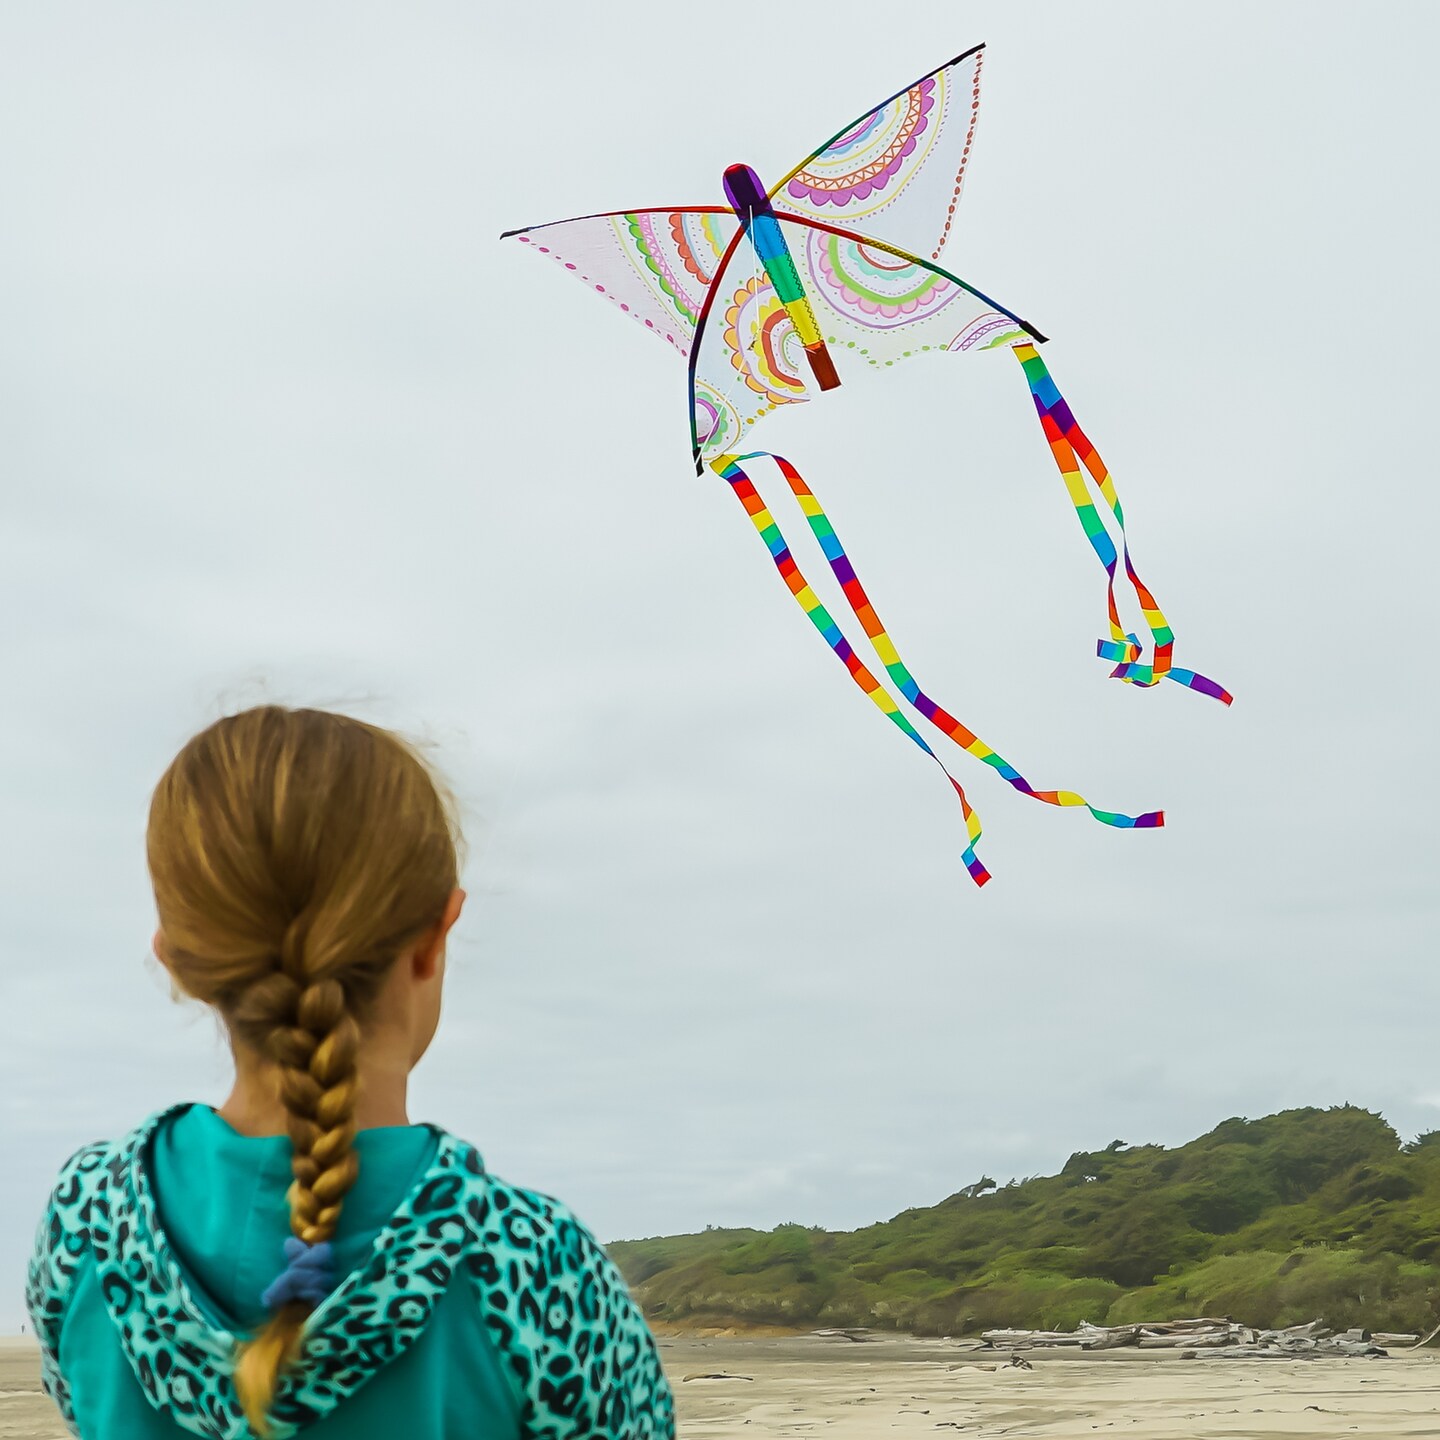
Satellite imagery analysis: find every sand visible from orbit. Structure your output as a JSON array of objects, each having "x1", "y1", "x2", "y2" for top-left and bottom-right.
[
  {"x1": 4, "y1": 1333, "x2": 1438, "y2": 1436},
  {"x1": 0, "y1": 1341, "x2": 61, "y2": 1440},
  {"x1": 663, "y1": 1336, "x2": 1440, "y2": 1438}
]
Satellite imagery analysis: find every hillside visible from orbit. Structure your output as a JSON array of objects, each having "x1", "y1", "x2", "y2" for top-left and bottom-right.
[{"x1": 610, "y1": 1107, "x2": 1440, "y2": 1336}]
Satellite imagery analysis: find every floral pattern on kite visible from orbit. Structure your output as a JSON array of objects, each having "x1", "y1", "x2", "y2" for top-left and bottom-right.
[
  {"x1": 515, "y1": 207, "x2": 738, "y2": 358},
  {"x1": 808, "y1": 230, "x2": 961, "y2": 328},
  {"x1": 783, "y1": 75, "x2": 939, "y2": 212},
  {"x1": 723, "y1": 277, "x2": 808, "y2": 409}
]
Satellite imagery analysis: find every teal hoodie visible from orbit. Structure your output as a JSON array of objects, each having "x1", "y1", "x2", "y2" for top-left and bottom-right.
[{"x1": 26, "y1": 1105, "x2": 675, "y2": 1438}]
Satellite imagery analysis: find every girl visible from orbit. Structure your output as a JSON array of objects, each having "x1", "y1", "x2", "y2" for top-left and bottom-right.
[{"x1": 27, "y1": 706, "x2": 675, "y2": 1439}]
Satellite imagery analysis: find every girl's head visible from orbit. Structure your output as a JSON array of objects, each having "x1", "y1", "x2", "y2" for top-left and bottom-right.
[{"x1": 146, "y1": 705, "x2": 463, "y2": 1429}]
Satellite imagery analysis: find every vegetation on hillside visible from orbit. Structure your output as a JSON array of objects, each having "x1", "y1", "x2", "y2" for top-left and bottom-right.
[{"x1": 610, "y1": 1107, "x2": 1440, "y2": 1335}]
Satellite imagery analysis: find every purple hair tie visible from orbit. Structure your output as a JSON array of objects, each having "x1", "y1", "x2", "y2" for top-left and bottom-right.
[{"x1": 260, "y1": 1238, "x2": 335, "y2": 1311}]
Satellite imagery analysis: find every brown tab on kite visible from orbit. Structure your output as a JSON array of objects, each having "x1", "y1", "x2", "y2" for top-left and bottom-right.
[{"x1": 804, "y1": 341, "x2": 841, "y2": 391}]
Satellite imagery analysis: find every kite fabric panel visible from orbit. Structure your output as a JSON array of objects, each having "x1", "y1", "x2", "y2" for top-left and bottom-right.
[
  {"x1": 501, "y1": 42, "x2": 1231, "y2": 886},
  {"x1": 507, "y1": 208, "x2": 740, "y2": 359},
  {"x1": 770, "y1": 45, "x2": 986, "y2": 264}
]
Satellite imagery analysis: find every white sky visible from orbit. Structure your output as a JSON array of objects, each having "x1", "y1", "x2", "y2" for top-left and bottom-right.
[{"x1": 2, "y1": 2, "x2": 1436, "y2": 1332}]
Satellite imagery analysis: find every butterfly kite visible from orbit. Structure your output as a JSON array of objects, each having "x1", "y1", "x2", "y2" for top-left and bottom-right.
[{"x1": 502, "y1": 44, "x2": 1230, "y2": 885}]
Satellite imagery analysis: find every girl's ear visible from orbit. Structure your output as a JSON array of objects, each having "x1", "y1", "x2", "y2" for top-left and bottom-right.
[
  {"x1": 151, "y1": 929, "x2": 188, "y2": 1004},
  {"x1": 411, "y1": 888, "x2": 466, "y2": 981}
]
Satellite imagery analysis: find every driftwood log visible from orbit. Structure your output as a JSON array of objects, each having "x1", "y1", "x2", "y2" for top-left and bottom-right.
[
  {"x1": 1378, "y1": 1329, "x2": 1428, "y2": 1348},
  {"x1": 978, "y1": 1315, "x2": 1397, "y2": 1360}
]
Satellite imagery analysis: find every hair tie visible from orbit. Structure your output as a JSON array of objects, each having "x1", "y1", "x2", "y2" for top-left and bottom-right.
[{"x1": 260, "y1": 1237, "x2": 335, "y2": 1311}]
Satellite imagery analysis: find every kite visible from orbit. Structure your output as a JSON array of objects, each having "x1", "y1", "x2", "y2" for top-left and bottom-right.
[{"x1": 502, "y1": 43, "x2": 1230, "y2": 885}]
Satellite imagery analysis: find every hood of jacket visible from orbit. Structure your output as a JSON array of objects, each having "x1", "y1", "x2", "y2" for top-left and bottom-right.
[{"x1": 32, "y1": 1106, "x2": 488, "y2": 1440}]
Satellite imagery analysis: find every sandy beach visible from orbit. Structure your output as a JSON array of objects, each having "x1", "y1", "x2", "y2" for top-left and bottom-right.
[
  {"x1": 0, "y1": 1342, "x2": 58, "y2": 1440},
  {"x1": 662, "y1": 1335, "x2": 1440, "y2": 1437},
  {"x1": 4, "y1": 1333, "x2": 1438, "y2": 1437}
]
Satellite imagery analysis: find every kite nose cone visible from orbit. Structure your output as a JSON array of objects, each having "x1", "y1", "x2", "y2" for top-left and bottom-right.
[{"x1": 723, "y1": 163, "x2": 768, "y2": 216}]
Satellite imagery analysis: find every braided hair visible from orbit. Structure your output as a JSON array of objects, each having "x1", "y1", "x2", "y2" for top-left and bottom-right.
[{"x1": 146, "y1": 706, "x2": 459, "y2": 1433}]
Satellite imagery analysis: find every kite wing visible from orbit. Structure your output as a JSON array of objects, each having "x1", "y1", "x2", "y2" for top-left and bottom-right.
[
  {"x1": 769, "y1": 45, "x2": 986, "y2": 264},
  {"x1": 502, "y1": 208, "x2": 741, "y2": 359}
]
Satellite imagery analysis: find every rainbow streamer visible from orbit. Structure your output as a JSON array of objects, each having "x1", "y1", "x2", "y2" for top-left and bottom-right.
[
  {"x1": 713, "y1": 450, "x2": 1169, "y2": 883},
  {"x1": 713, "y1": 452, "x2": 990, "y2": 884},
  {"x1": 1013, "y1": 344, "x2": 1232, "y2": 706}
]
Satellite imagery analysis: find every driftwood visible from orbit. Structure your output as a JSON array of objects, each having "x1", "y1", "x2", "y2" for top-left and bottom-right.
[
  {"x1": 1079, "y1": 1324, "x2": 1140, "y2": 1351},
  {"x1": 1129, "y1": 1317, "x2": 1233, "y2": 1333},
  {"x1": 681, "y1": 1372, "x2": 755, "y2": 1382},
  {"x1": 1270, "y1": 1321, "x2": 1330, "y2": 1339},
  {"x1": 1204, "y1": 1346, "x2": 1315, "y2": 1360},
  {"x1": 981, "y1": 1328, "x2": 1085, "y2": 1348},
  {"x1": 982, "y1": 1318, "x2": 1241, "y2": 1352},
  {"x1": 977, "y1": 1315, "x2": 1397, "y2": 1360},
  {"x1": 1137, "y1": 1330, "x2": 1232, "y2": 1349},
  {"x1": 811, "y1": 1327, "x2": 874, "y2": 1342}
]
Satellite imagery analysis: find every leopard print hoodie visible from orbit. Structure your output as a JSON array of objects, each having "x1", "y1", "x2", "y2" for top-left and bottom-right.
[{"x1": 26, "y1": 1107, "x2": 675, "y2": 1439}]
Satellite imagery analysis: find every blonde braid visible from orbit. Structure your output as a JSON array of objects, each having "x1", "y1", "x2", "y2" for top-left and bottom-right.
[
  {"x1": 276, "y1": 977, "x2": 360, "y2": 1245},
  {"x1": 230, "y1": 937, "x2": 363, "y2": 1430}
]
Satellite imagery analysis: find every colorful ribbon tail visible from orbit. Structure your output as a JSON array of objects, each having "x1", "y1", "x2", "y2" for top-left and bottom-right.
[
  {"x1": 714, "y1": 449, "x2": 1165, "y2": 887},
  {"x1": 759, "y1": 450, "x2": 1163, "y2": 832},
  {"x1": 1100, "y1": 644, "x2": 1233, "y2": 705},
  {"x1": 712, "y1": 450, "x2": 991, "y2": 886},
  {"x1": 1014, "y1": 342, "x2": 1232, "y2": 708},
  {"x1": 1163, "y1": 666, "x2": 1233, "y2": 706}
]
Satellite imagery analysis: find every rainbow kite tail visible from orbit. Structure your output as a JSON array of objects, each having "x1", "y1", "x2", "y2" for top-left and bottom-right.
[
  {"x1": 1013, "y1": 343, "x2": 1233, "y2": 707},
  {"x1": 712, "y1": 452, "x2": 990, "y2": 885},
  {"x1": 712, "y1": 450, "x2": 1167, "y2": 883},
  {"x1": 744, "y1": 451, "x2": 1163, "y2": 832}
]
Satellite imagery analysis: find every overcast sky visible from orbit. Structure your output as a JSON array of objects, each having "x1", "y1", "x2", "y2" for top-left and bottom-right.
[{"x1": 2, "y1": 2, "x2": 1436, "y2": 1332}]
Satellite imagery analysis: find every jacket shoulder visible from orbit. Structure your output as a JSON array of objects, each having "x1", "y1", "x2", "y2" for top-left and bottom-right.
[
  {"x1": 27, "y1": 1138, "x2": 115, "y2": 1320},
  {"x1": 449, "y1": 1156, "x2": 675, "y2": 1439},
  {"x1": 25, "y1": 1138, "x2": 118, "y2": 1432}
]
